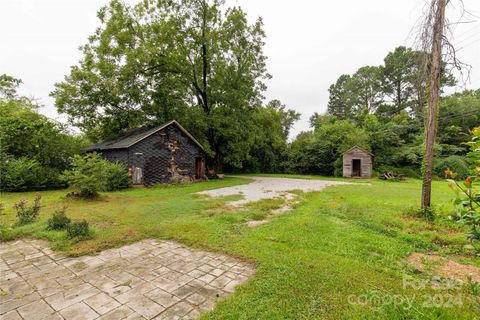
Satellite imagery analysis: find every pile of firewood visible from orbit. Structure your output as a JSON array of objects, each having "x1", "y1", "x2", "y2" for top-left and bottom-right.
[{"x1": 378, "y1": 172, "x2": 406, "y2": 181}]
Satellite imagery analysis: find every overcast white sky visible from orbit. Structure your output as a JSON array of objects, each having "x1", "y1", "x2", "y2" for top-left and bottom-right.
[{"x1": 1, "y1": 0, "x2": 479, "y2": 137}]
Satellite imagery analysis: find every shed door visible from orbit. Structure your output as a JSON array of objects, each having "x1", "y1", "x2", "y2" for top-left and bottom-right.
[{"x1": 352, "y1": 159, "x2": 361, "y2": 177}]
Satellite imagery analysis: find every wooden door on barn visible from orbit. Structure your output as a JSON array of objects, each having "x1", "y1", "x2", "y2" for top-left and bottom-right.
[
  {"x1": 132, "y1": 153, "x2": 144, "y2": 184},
  {"x1": 195, "y1": 157, "x2": 204, "y2": 179}
]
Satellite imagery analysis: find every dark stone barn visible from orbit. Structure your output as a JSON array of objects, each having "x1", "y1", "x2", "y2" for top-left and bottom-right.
[
  {"x1": 342, "y1": 146, "x2": 373, "y2": 178},
  {"x1": 86, "y1": 120, "x2": 206, "y2": 185}
]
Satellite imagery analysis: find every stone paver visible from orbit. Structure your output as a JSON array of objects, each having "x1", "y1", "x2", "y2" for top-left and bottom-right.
[
  {"x1": 59, "y1": 302, "x2": 99, "y2": 320},
  {"x1": 16, "y1": 299, "x2": 57, "y2": 320},
  {"x1": 0, "y1": 239, "x2": 254, "y2": 319},
  {"x1": 0, "y1": 311, "x2": 22, "y2": 320}
]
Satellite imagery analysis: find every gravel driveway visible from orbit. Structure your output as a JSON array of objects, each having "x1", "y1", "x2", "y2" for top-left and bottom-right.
[{"x1": 197, "y1": 176, "x2": 352, "y2": 205}]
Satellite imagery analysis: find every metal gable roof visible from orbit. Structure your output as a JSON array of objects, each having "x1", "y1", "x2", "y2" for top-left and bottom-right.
[{"x1": 85, "y1": 120, "x2": 205, "y2": 152}]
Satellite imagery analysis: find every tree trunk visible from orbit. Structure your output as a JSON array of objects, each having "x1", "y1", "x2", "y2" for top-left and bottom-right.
[
  {"x1": 201, "y1": 1, "x2": 209, "y2": 115},
  {"x1": 396, "y1": 81, "x2": 402, "y2": 112},
  {"x1": 421, "y1": 0, "x2": 446, "y2": 208}
]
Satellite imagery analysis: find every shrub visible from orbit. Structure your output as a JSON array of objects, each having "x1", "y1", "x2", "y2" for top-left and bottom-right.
[
  {"x1": 62, "y1": 153, "x2": 106, "y2": 198},
  {"x1": 446, "y1": 127, "x2": 480, "y2": 254},
  {"x1": 0, "y1": 157, "x2": 40, "y2": 191},
  {"x1": 62, "y1": 153, "x2": 130, "y2": 198},
  {"x1": 46, "y1": 207, "x2": 71, "y2": 230},
  {"x1": 0, "y1": 157, "x2": 64, "y2": 191},
  {"x1": 333, "y1": 158, "x2": 343, "y2": 177},
  {"x1": 104, "y1": 162, "x2": 131, "y2": 191},
  {"x1": 14, "y1": 193, "x2": 41, "y2": 226},
  {"x1": 434, "y1": 155, "x2": 470, "y2": 180},
  {"x1": 66, "y1": 220, "x2": 90, "y2": 238}
]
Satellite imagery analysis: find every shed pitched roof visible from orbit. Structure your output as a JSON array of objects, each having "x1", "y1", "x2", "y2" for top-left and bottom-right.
[
  {"x1": 85, "y1": 120, "x2": 204, "y2": 152},
  {"x1": 342, "y1": 146, "x2": 373, "y2": 156}
]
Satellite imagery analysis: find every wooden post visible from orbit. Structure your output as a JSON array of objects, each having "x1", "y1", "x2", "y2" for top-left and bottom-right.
[{"x1": 421, "y1": 0, "x2": 446, "y2": 208}]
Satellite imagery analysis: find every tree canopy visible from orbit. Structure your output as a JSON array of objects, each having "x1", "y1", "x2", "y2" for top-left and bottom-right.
[{"x1": 327, "y1": 46, "x2": 455, "y2": 123}]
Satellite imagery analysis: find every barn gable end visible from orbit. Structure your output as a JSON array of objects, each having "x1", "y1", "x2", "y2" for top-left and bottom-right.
[{"x1": 127, "y1": 123, "x2": 204, "y2": 185}]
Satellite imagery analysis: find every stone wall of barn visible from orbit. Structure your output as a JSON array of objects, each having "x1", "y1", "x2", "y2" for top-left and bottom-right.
[
  {"x1": 100, "y1": 124, "x2": 205, "y2": 186},
  {"x1": 342, "y1": 148, "x2": 373, "y2": 178}
]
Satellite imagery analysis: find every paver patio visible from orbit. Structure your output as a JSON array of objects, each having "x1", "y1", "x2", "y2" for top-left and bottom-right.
[{"x1": 0, "y1": 239, "x2": 254, "y2": 319}]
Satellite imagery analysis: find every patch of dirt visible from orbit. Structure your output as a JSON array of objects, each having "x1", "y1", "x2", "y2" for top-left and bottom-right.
[
  {"x1": 244, "y1": 200, "x2": 300, "y2": 228},
  {"x1": 407, "y1": 253, "x2": 480, "y2": 283},
  {"x1": 245, "y1": 220, "x2": 269, "y2": 227},
  {"x1": 71, "y1": 261, "x2": 88, "y2": 271},
  {"x1": 401, "y1": 216, "x2": 462, "y2": 238}
]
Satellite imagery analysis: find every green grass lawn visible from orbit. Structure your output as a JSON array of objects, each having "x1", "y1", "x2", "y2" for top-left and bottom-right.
[{"x1": 1, "y1": 176, "x2": 479, "y2": 319}]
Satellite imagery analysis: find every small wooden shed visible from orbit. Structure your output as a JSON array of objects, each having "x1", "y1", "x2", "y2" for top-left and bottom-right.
[{"x1": 342, "y1": 146, "x2": 373, "y2": 178}]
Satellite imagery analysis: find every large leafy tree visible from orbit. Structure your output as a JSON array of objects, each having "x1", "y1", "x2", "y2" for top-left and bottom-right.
[
  {"x1": 327, "y1": 66, "x2": 383, "y2": 122},
  {"x1": 379, "y1": 46, "x2": 454, "y2": 118},
  {"x1": 0, "y1": 74, "x2": 22, "y2": 99},
  {"x1": 52, "y1": 0, "x2": 271, "y2": 170},
  {"x1": 265, "y1": 100, "x2": 301, "y2": 140},
  {"x1": 238, "y1": 100, "x2": 300, "y2": 173},
  {"x1": 349, "y1": 66, "x2": 384, "y2": 118},
  {"x1": 380, "y1": 46, "x2": 422, "y2": 116},
  {"x1": 52, "y1": 0, "x2": 191, "y2": 139},
  {"x1": 364, "y1": 112, "x2": 424, "y2": 174},
  {"x1": 326, "y1": 74, "x2": 354, "y2": 119}
]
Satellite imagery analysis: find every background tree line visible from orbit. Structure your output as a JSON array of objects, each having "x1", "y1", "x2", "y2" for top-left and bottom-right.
[{"x1": 1, "y1": 0, "x2": 479, "y2": 192}]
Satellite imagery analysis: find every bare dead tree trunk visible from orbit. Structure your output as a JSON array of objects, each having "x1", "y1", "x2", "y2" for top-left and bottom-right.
[
  {"x1": 421, "y1": 0, "x2": 446, "y2": 208},
  {"x1": 201, "y1": 0, "x2": 209, "y2": 115}
]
